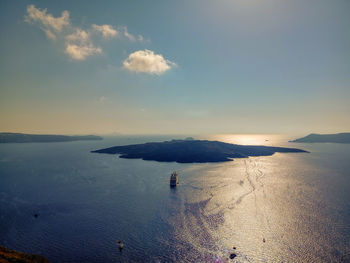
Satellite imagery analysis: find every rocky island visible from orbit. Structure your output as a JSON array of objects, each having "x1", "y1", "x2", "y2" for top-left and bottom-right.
[
  {"x1": 92, "y1": 139, "x2": 308, "y2": 163},
  {"x1": 0, "y1": 132, "x2": 102, "y2": 143},
  {"x1": 290, "y1": 133, "x2": 350, "y2": 143}
]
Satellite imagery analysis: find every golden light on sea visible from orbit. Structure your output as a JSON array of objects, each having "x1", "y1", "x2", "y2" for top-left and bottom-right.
[{"x1": 205, "y1": 134, "x2": 287, "y2": 146}]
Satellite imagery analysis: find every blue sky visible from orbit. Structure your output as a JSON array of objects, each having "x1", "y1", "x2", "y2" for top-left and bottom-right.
[{"x1": 0, "y1": 0, "x2": 349, "y2": 134}]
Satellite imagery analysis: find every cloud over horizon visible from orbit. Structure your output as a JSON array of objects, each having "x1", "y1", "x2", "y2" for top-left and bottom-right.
[
  {"x1": 25, "y1": 5, "x2": 146, "y2": 61},
  {"x1": 123, "y1": 50, "x2": 176, "y2": 75}
]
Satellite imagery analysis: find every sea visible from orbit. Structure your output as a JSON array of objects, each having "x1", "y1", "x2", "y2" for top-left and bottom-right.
[{"x1": 0, "y1": 134, "x2": 349, "y2": 262}]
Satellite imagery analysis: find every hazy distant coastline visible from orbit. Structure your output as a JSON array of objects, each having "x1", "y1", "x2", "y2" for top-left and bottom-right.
[
  {"x1": 290, "y1": 133, "x2": 350, "y2": 143},
  {"x1": 0, "y1": 132, "x2": 102, "y2": 143},
  {"x1": 92, "y1": 139, "x2": 308, "y2": 163}
]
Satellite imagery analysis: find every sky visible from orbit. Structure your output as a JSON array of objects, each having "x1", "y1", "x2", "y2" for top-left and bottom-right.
[{"x1": 0, "y1": 0, "x2": 349, "y2": 135}]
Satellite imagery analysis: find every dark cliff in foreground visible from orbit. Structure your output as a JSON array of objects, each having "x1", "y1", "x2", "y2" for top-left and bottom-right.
[
  {"x1": 0, "y1": 246, "x2": 49, "y2": 263},
  {"x1": 0, "y1": 132, "x2": 102, "y2": 143},
  {"x1": 92, "y1": 139, "x2": 308, "y2": 163},
  {"x1": 290, "y1": 133, "x2": 350, "y2": 143}
]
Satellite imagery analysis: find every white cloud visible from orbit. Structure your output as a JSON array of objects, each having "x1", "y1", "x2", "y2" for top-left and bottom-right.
[
  {"x1": 25, "y1": 5, "x2": 150, "y2": 62},
  {"x1": 43, "y1": 28, "x2": 56, "y2": 40},
  {"x1": 92, "y1": 24, "x2": 118, "y2": 38},
  {"x1": 123, "y1": 27, "x2": 136, "y2": 42},
  {"x1": 65, "y1": 44, "x2": 102, "y2": 61},
  {"x1": 66, "y1": 28, "x2": 90, "y2": 43},
  {"x1": 122, "y1": 27, "x2": 146, "y2": 42},
  {"x1": 25, "y1": 5, "x2": 70, "y2": 32},
  {"x1": 123, "y1": 50, "x2": 176, "y2": 75},
  {"x1": 65, "y1": 28, "x2": 102, "y2": 60}
]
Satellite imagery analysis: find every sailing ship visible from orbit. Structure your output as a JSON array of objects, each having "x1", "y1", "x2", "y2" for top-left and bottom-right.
[{"x1": 170, "y1": 171, "x2": 178, "y2": 187}]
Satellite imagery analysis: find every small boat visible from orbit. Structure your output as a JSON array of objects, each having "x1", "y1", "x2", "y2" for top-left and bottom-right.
[
  {"x1": 170, "y1": 171, "x2": 178, "y2": 187},
  {"x1": 117, "y1": 240, "x2": 124, "y2": 250}
]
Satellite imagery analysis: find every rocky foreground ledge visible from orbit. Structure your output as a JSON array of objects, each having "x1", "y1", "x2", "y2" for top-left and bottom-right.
[
  {"x1": 92, "y1": 139, "x2": 308, "y2": 163},
  {"x1": 0, "y1": 246, "x2": 49, "y2": 263}
]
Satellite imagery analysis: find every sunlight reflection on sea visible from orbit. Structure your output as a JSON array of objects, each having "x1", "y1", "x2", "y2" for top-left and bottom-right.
[{"x1": 0, "y1": 134, "x2": 349, "y2": 262}]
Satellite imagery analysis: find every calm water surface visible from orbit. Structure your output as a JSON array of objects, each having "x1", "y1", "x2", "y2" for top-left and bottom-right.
[{"x1": 0, "y1": 134, "x2": 349, "y2": 262}]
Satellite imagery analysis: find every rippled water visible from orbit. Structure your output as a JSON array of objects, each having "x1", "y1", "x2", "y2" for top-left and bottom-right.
[{"x1": 0, "y1": 135, "x2": 349, "y2": 262}]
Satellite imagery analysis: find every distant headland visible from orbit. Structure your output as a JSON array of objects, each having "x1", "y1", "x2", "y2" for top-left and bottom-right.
[
  {"x1": 92, "y1": 139, "x2": 308, "y2": 163},
  {"x1": 290, "y1": 133, "x2": 350, "y2": 143},
  {"x1": 0, "y1": 132, "x2": 102, "y2": 143}
]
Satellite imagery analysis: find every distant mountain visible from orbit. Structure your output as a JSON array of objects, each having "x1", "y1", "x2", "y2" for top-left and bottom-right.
[
  {"x1": 0, "y1": 132, "x2": 102, "y2": 143},
  {"x1": 290, "y1": 133, "x2": 350, "y2": 143},
  {"x1": 92, "y1": 139, "x2": 308, "y2": 163}
]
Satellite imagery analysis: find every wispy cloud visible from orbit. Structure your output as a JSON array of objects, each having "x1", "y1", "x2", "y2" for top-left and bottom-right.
[
  {"x1": 66, "y1": 28, "x2": 90, "y2": 43},
  {"x1": 122, "y1": 26, "x2": 146, "y2": 42},
  {"x1": 25, "y1": 5, "x2": 147, "y2": 61},
  {"x1": 25, "y1": 5, "x2": 70, "y2": 41},
  {"x1": 65, "y1": 44, "x2": 102, "y2": 61},
  {"x1": 43, "y1": 28, "x2": 57, "y2": 41},
  {"x1": 25, "y1": 5, "x2": 70, "y2": 32},
  {"x1": 123, "y1": 50, "x2": 176, "y2": 75},
  {"x1": 92, "y1": 24, "x2": 118, "y2": 38},
  {"x1": 65, "y1": 28, "x2": 102, "y2": 60}
]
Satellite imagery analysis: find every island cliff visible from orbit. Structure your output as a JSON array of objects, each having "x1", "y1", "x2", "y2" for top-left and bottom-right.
[
  {"x1": 92, "y1": 139, "x2": 308, "y2": 163},
  {"x1": 290, "y1": 133, "x2": 350, "y2": 143}
]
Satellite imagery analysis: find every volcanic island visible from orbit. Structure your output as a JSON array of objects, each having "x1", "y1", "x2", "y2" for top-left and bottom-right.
[{"x1": 92, "y1": 139, "x2": 308, "y2": 163}]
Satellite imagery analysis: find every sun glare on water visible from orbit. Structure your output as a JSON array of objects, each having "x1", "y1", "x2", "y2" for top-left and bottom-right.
[{"x1": 206, "y1": 134, "x2": 285, "y2": 146}]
